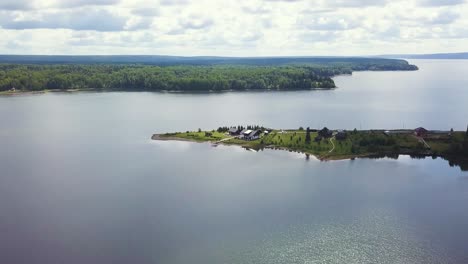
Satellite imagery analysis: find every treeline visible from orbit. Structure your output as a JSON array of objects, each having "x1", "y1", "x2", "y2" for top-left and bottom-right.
[
  {"x1": 0, "y1": 64, "x2": 339, "y2": 92},
  {"x1": 0, "y1": 55, "x2": 421, "y2": 68},
  {"x1": 217, "y1": 125, "x2": 265, "y2": 132},
  {"x1": 0, "y1": 60, "x2": 416, "y2": 92},
  {"x1": 447, "y1": 129, "x2": 468, "y2": 156}
]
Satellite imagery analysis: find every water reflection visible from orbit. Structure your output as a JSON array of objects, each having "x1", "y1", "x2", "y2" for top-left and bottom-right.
[{"x1": 240, "y1": 144, "x2": 468, "y2": 171}]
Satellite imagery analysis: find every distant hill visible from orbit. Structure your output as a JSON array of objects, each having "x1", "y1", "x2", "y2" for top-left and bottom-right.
[
  {"x1": 378, "y1": 52, "x2": 468, "y2": 59},
  {"x1": 0, "y1": 55, "x2": 414, "y2": 66}
]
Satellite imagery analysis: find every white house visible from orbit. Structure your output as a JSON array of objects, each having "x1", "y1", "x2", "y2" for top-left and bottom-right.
[{"x1": 246, "y1": 130, "x2": 262, "y2": 140}]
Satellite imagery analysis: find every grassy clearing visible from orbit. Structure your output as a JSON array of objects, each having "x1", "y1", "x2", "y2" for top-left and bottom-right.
[{"x1": 162, "y1": 131, "x2": 229, "y2": 142}]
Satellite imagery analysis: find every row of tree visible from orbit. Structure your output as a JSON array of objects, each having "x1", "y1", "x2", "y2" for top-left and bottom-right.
[{"x1": 217, "y1": 125, "x2": 265, "y2": 133}]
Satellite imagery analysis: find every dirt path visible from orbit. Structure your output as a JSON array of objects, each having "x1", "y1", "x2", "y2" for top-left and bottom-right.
[
  {"x1": 419, "y1": 137, "x2": 431, "y2": 149},
  {"x1": 328, "y1": 137, "x2": 336, "y2": 153}
]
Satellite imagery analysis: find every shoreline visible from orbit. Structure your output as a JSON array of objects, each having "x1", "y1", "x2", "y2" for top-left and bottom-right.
[
  {"x1": 151, "y1": 135, "x2": 433, "y2": 162},
  {"x1": 151, "y1": 129, "x2": 468, "y2": 170},
  {"x1": 1, "y1": 87, "x2": 338, "y2": 96},
  {"x1": 151, "y1": 133, "x2": 466, "y2": 162},
  {"x1": 0, "y1": 88, "x2": 99, "y2": 96},
  {"x1": 151, "y1": 133, "x2": 338, "y2": 160}
]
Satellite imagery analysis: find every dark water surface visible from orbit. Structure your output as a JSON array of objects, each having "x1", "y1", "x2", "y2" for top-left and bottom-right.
[{"x1": 1, "y1": 60, "x2": 468, "y2": 264}]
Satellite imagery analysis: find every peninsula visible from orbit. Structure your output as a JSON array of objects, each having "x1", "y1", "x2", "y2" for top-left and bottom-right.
[{"x1": 152, "y1": 126, "x2": 468, "y2": 170}]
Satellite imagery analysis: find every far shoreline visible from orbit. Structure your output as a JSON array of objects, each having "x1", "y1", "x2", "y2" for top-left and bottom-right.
[{"x1": 0, "y1": 87, "x2": 340, "y2": 96}]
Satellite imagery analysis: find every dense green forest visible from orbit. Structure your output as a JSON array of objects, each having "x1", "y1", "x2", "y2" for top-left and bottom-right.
[
  {"x1": 0, "y1": 57, "x2": 418, "y2": 92},
  {"x1": 0, "y1": 64, "x2": 339, "y2": 91}
]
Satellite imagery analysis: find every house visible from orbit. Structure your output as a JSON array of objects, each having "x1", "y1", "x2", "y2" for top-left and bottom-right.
[
  {"x1": 246, "y1": 129, "x2": 262, "y2": 140},
  {"x1": 239, "y1": 129, "x2": 251, "y2": 139},
  {"x1": 318, "y1": 127, "x2": 333, "y2": 138},
  {"x1": 228, "y1": 127, "x2": 241, "y2": 135},
  {"x1": 414, "y1": 127, "x2": 428, "y2": 137},
  {"x1": 336, "y1": 130, "x2": 347, "y2": 140}
]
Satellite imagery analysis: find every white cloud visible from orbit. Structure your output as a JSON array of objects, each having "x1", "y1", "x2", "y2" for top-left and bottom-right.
[
  {"x1": 131, "y1": 7, "x2": 160, "y2": 17},
  {"x1": 300, "y1": 16, "x2": 360, "y2": 31},
  {"x1": 0, "y1": 0, "x2": 34, "y2": 10},
  {"x1": 1, "y1": 8, "x2": 130, "y2": 31},
  {"x1": 0, "y1": 0, "x2": 467, "y2": 55},
  {"x1": 417, "y1": 0, "x2": 466, "y2": 6},
  {"x1": 242, "y1": 4, "x2": 271, "y2": 14},
  {"x1": 179, "y1": 15, "x2": 213, "y2": 29},
  {"x1": 160, "y1": 0, "x2": 190, "y2": 5},
  {"x1": 0, "y1": 0, "x2": 122, "y2": 10},
  {"x1": 54, "y1": 0, "x2": 121, "y2": 8},
  {"x1": 324, "y1": 0, "x2": 389, "y2": 7}
]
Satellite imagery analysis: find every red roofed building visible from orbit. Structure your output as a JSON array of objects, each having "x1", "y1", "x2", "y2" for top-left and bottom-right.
[{"x1": 414, "y1": 127, "x2": 428, "y2": 137}]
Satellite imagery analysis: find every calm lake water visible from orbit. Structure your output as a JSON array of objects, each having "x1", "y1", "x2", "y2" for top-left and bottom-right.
[{"x1": 1, "y1": 60, "x2": 468, "y2": 264}]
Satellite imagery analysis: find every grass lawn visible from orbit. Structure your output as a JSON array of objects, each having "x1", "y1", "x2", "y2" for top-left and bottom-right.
[{"x1": 162, "y1": 131, "x2": 229, "y2": 142}]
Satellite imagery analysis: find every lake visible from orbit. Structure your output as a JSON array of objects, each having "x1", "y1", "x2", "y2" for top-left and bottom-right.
[{"x1": 0, "y1": 60, "x2": 467, "y2": 264}]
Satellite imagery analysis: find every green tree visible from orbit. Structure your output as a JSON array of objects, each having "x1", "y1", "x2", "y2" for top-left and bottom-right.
[{"x1": 305, "y1": 127, "x2": 311, "y2": 144}]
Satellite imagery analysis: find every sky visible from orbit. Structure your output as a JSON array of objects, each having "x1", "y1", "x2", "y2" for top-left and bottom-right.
[{"x1": 0, "y1": 0, "x2": 467, "y2": 56}]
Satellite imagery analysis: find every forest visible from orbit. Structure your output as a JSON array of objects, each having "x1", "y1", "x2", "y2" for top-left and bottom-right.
[{"x1": 0, "y1": 57, "x2": 418, "y2": 92}]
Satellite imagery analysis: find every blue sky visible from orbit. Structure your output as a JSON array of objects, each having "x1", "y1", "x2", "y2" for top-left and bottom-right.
[{"x1": 0, "y1": 0, "x2": 467, "y2": 55}]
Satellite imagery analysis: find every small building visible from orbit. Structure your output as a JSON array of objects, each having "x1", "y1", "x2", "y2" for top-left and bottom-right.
[
  {"x1": 336, "y1": 130, "x2": 347, "y2": 140},
  {"x1": 414, "y1": 127, "x2": 428, "y2": 137},
  {"x1": 246, "y1": 130, "x2": 262, "y2": 140},
  {"x1": 228, "y1": 127, "x2": 241, "y2": 135},
  {"x1": 239, "y1": 129, "x2": 251, "y2": 139},
  {"x1": 318, "y1": 127, "x2": 333, "y2": 138}
]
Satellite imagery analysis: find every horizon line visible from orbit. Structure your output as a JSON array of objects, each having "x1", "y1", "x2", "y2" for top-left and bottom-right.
[{"x1": 0, "y1": 52, "x2": 466, "y2": 58}]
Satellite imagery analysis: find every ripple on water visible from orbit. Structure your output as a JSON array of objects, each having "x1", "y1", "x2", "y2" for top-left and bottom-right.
[{"x1": 227, "y1": 209, "x2": 452, "y2": 264}]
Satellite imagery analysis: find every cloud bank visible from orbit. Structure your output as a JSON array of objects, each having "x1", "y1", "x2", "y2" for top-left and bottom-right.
[{"x1": 0, "y1": 0, "x2": 467, "y2": 55}]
